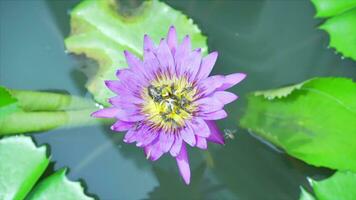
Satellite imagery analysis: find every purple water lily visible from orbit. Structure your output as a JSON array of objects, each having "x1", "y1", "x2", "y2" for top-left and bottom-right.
[{"x1": 92, "y1": 26, "x2": 246, "y2": 184}]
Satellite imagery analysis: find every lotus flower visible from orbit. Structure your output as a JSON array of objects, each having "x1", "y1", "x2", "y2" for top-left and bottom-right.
[{"x1": 92, "y1": 26, "x2": 246, "y2": 184}]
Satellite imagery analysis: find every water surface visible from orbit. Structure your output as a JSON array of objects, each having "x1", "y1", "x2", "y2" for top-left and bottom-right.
[{"x1": 1, "y1": 0, "x2": 356, "y2": 199}]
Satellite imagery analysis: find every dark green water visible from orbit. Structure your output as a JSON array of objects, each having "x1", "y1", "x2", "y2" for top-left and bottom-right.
[{"x1": 1, "y1": 0, "x2": 356, "y2": 199}]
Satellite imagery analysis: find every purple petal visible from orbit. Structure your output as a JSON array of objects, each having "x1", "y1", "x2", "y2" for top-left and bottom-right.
[
  {"x1": 105, "y1": 80, "x2": 122, "y2": 94},
  {"x1": 190, "y1": 117, "x2": 210, "y2": 137},
  {"x1": 212, "y1": 91, "x2": 238, "y2": 105},
  {"x1": 217, "y1": 73, "x2": 246, "y2": 91},
  {"x1": 110, "y1": 120, "x2": 134, "y2": 131},
  {"x1": 116, "y1": 69, "x2": 147, "y2": 88},
  {"x1": 159, "y1": 132, "x2": 174, "y2": 153},
  {"x1": 143, "y1": 34, "x2": 155, "y2": 52},
  {"x1": 144, "y1": 139, "x2": 164, "y2": 161},
  {"x1": 167, "y1": 26, "x2": 177, "y2": 53},
  {"x1": 205, "y1": 121, "x2": 225, "y2": 145},
  {"x1": 170, "y1": 135, "x2": 183, "y2": 157},
  {"x1": 143, "y1": 50, "x2": 161, "y2": 78},
  {"x1": 123, "y1": 128, "x2": 138, "y2": 143},
  {"x1": 199, "y1": 109, "x2": 228, "y2": 120},
  {"x1": 137, "y1": 130, "x2": 158, "y2": 147},
  {"x1": 182, "y1": 48, "x2": 202, "y2": 80},
  {"x1": 91, "y1": 107, "x2": 119, "y2": 118},
  {"x1": 124, "y1": 50, "x2": 152, "y2": 81},
  {"x1": 176, "y1": 144, "x2": 191, "y2": 184},
  {"x1": 196, "y1": 136, "x2": 207, "y2": 149},
  {"x1": 174, "y1": 35, "x2": 191, "y2": 75},
  {"x1": 109, "y1": 95, "x2": 143, "y2": 107},
  {"x1": 180, "y1": 125, "x2": 196, "y2": 147},
  {"x1": 195, "y1": 96, "x2": 224, "y2": 114},
  {"x1": 197, "y1": 51, "x2": 218, "y2": 80},
  {"x1": 155, "y1": 39, "x2": 175, "y2": 74},
  {"x1": 115, "y1": 109, "x2": 145, "y2": 122},
  {"x1": 198, "y1": 75, "x2": 224, "y2": 96},
  {"x1": 124, "y1": 50, "x2": 143, "y2": 71}
]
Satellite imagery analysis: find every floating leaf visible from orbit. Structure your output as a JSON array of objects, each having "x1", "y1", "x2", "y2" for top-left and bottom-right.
[
  {"x1": 311, "y1": 0, "x2": 356, "y2": 17},
  {"x1": 240, "y1": 78, "x2": 356, "y2": 171},
  {"x1": 0, "y1": 136, "x2": 95, "y2": 200},
  {"x1": 299, "y1": 171, "x2": 356, "y2": 200},
  {"x1": 65, "y1": 0, "x2": 207, "y2": 106},
  {"x1": 0, "y1": 136, "x2": 49, "y2": 200},
  {"x1": 319, "y1": 8, "x2": 356, "y2": 60},
  {"x1": 310, "y1": 0, "x2": 356, "y2": 60},
  {"x1": 27, "y1": 169, "x2": 94, "y2": 200}
]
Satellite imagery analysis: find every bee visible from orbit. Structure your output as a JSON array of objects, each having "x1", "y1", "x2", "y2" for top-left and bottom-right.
[
  {"x1": 224, "y1": 129, "x2": 237, "y2": 140},
  {"x1": 148, "y1": 85, "x2": 163, "y2": 102}
]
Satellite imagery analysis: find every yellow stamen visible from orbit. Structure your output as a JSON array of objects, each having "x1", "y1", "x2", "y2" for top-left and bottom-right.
[{"x1": 141, "y1": 75, "x2": 197, "y2": 131}]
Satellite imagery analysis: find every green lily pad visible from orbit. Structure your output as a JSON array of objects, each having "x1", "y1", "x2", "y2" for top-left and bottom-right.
[
  {"x1": 0, "y1": 136, "x2": 94, "y2": 200},
  {"x1": 311, "y1": 0, "x2": 356, "y2": 17},
  {"x1": 240, "y1": 78, "x2": 356, "y2": 171},
  {"x1": 299, "y1": 171, "x2": 356, "y2": 200},
  {"x1": 0, "y1": 136, "x2": 49, "y2": 200},
  {"x1": 310, "y1": 0, "x2": 356, "y2": 60},
  {"x1": 65, "y1": 0, "x2": 208, "y2": 106},
  {"x1": 27, "y1": 169, "x2": 94, "y2": 200},
  {"x1": 320, "y1": 8, "x2": 356, "y2": 60}
]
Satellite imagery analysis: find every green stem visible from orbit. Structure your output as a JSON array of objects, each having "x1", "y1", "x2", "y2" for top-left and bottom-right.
[
  {"x1": 0, "y1": 109, "x2": 112, "y2": 136},
  {"x1": 9, "y1": 89, "x2": 96, "y2": 112}
]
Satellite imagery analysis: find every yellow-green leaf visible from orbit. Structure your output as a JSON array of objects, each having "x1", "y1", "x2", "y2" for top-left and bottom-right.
[{"x1": 65, "y1": 0, "x2": 207, "y2": 106}]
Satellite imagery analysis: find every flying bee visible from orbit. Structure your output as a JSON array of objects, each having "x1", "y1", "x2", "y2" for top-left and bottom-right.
[
  {"x1": 148, "y1": 85, "x2": 163, "y2": 102},
  {"x1": 224, "y1": 129, "x2": 237, "y2": 140}
]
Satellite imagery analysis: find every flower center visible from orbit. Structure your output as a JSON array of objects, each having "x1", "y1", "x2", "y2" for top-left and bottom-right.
[{"x1": 142, "y1": 75, "x2": 197, "y2": 130}]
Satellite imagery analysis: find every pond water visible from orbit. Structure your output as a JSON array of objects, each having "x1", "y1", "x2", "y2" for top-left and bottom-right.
[{"x1": 1, "y1": 0, "x2": 356, "y2": 199}]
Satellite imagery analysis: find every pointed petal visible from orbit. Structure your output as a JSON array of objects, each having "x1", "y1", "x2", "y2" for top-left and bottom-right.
[
  {"x1": 123, "y1": 128, "x2": 138, "y2": 143},
  {"x1": 144, "y1": 139, "x2": 164, "y2": 161},
  {"x1": 143, "y1": 50, "x2": 160, "y2": 78},
  {"x1": 110, "y1": 120, "x2": 134, "y2": 131},
  {"x1": 213, "y1": 91, "x2": 238, "y2": 105},
  {"x1": 91, "y1": 107, "x2": 119, "y2": 118},
  {"x1": 159, "y1": 132, "x2": 174, "y2": 153},
  {"x1": 205, "y1": 121, "x2": 225, "y2": 144},
  {"x1": 115, "y1": 109, "x2": 145, "y2": 122},
  {"x1": 143, "y1": 34, "x2": 155, "y2": 52},
  {"x1": 170, "y1": 135, "x2": 183, "y2": 157},
  {"x1": 167, "y1": 26, "x2": 177, "y2": 53},
  {"x1": 180, "y1": 125, "x2": 196, "y2": 147},
  {"x1": 197, "y1": 51, "x2": 218, "y2": 80},
  {"x1": 198, "y1": 75, "x2": 225, "y2": 96},
  {"x1": 104, "y1": 80, "x2": 123, "y2": 94},
  {"x1": 196, "y1": 96, "x2": 224, "y2": 114},
  {"x1": 137, "y1": 130, "x2": 158, "y2": 147},
  {"x1": 196, "y1": 136, "x2": 207, "y2": 149},
  {"x1": 156, "y1": 39, "x2": 175, "y2": 74},
  {"x1": 109, "y1": 95, "x2": 143, "y2": 106},
  {"x1": 200, "y1": 109, "x2": 228, "y2": 120},
  {"x1": 217, "y1": 73, "x2": 246, "y2": 91},
  {"x1": 190, "y1": 117, "x2": 210, "y2": 137},
  {"x1": 182, "y1": 48, "x2": 202, "y2": 80},
  {"x1": 176, "y1": 144, "x2": 191, "y2": 184},
  {"x1": 124, "y1": 50, "x2": 143, "y2": 71},
  {"x1": 174, "y1": 35, "x2": 191, "y2": 75}
]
